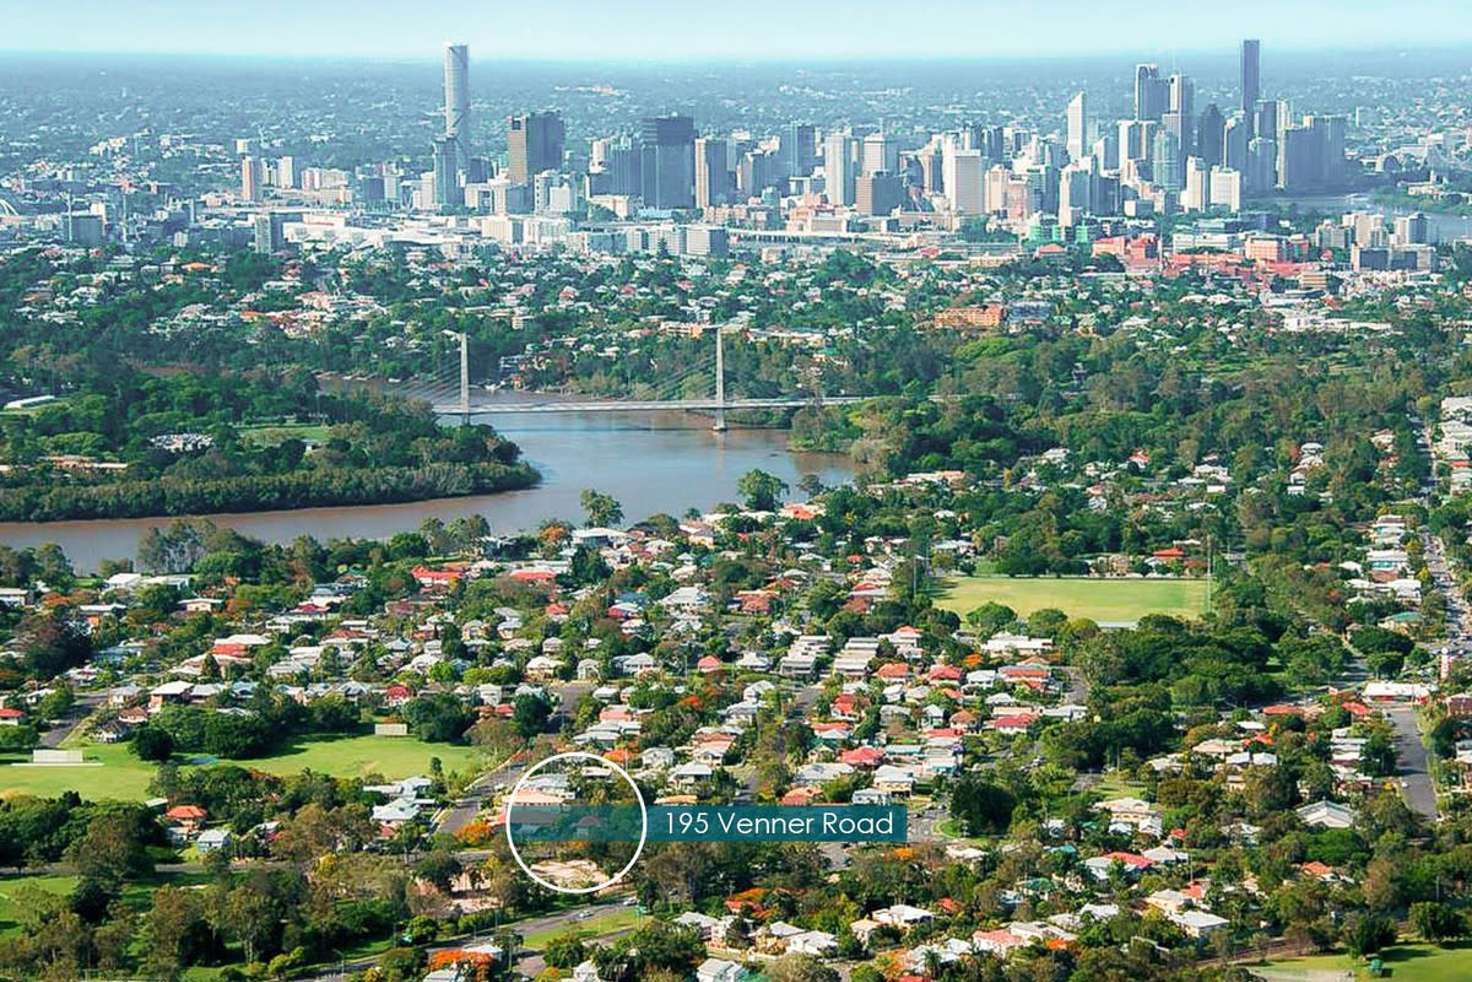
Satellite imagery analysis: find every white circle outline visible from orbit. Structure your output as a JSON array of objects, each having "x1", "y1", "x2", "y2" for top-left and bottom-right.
[{"x1": 503, "y1": 750, "x2": 648, "y2": 895}]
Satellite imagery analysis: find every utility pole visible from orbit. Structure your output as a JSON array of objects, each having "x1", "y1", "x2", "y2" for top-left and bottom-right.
[
  {"x1": 712, "y1": 324, "x2": 727, "y2": 433},
  {"x1": 458, "y1": 331, "x2": 470, "y2": 421}
]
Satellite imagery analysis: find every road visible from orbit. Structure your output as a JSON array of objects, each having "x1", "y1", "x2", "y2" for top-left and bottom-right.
[
  {"x1": 1387, "y1": 705, "x2": 1438, "y2": 821},
  {"x1": 436, "y1": 682, "x2": 593, "y2": 836},
  {"x1": 302, "y1": 901, "x2": 632, "y2": 981},
  {"x1": 38, "y1": 691, "x2": 105, "y2": 748}
]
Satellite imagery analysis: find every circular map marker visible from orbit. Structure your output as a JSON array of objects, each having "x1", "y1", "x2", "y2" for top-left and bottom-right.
[{"x1": 504, "y1": 750, "x2": 648, "y2": 895}]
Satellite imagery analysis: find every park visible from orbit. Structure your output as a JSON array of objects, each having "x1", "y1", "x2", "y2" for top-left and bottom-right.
[{"x1": 936, "y1": 574, "x2": 1209, "y2": 624}]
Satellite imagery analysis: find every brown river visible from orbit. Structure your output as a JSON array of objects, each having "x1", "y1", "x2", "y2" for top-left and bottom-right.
[{"x1": 0, "y1": 396, "x2": 856, "y2": 571}]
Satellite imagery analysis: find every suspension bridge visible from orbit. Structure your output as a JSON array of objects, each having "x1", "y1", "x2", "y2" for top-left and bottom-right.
[{"x1": 419, "y1": 326, "x2": 869, "y2": 430}]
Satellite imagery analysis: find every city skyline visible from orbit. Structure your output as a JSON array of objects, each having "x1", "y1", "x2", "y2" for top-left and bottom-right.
[{"x1": 3, "y1": 0, "x2": 1471, "y2": 60}]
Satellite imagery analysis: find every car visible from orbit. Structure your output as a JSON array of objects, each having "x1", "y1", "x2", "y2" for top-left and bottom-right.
[{"x1": 576, "y1": 910, "x2": 595, "y2": 919}]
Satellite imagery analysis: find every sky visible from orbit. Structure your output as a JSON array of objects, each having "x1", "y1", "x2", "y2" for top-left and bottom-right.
[{"x1": 1, "y1": 0, "x2": 1469, "y2": 61}]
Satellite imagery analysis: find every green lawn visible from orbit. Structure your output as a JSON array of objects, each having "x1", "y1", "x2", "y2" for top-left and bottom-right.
[
  {"x1": 1257, "y1": 942, "x2": 1472, "y2": 980},
  {"x1": 239, "y1": 421, "x2": 332, "y2": 447},
  {"x1": 523, "y1": 908, "x2": 643, "y2": 949},
  {"x1": 937, "y1": 575, "x2": 1208, "y2": 623},
  {"x1": 1, "y1": 734, "x2": 485, "y2": 802},
  {"x1": 0, "y1": 871, "x2": 211, "y2": 939}
]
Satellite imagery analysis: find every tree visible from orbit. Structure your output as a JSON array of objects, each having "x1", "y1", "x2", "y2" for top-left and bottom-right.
[
  {"x1": 1410, "y1": 901, "x2": 1466, "y2": 944},
  {"x1": 1342, "y1": 912, "x2": 1396, "y2": 958},
  {"x1": 950, "y1": 775, "x2": 1017, "y2": 835},
  {"x1": 132, "y1": 724, "x2": 175, "y2": 763},
  {"x1": 416, "y1": 850, "x2": 462, "y2": 891},
  {"x1": 580, "y1": 489, "x2": 624, "y2": 527},
  {"x1": 513, "y1": 693, "x2": 553, "y2": 739},
  {"x1": 70, "y1": 810, "x2": 155, "y2": 883},
  {"x1": 964, "y1": 601, "x2": 1016, "y2": 639},
  {"x1": 736, "y1": 469, "x2": 788, "y2": 511},
  {"x1": 402, "y1": 694, "x2": 474, "y2": 744},
  {"x1": 544, "y1": 930, "x2": 589, "y2": 969}
]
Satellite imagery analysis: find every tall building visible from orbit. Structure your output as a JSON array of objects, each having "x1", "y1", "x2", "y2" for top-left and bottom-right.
[
  {"x1": 1240, "y1": 40, "x2": 1261, "y2": 121},
  {"x1": 786, "y1": 122, "x2": 817, "y2": 177},
  {"x1": 276, "y1": 156, "x2": 296, "y2": 190},
  {"x1": 1209, "y1": 167, "x2": 1243, "y2": 212},
  {"x1": 1092, "y1": 129, "x2": 1119, "y2": 171},
  {"x1": 823, "y1": 133, "x2": 857, "y2": 206},
  {"x1": 1134, "y1": 64, "x2": 1168, "y2": 122},
  {"x1": 432, "y1": 135, "x2": 461, "y2": 207},
  {"x1": 694, "y1": 136, "x2": 731, "y2": 208},
  {"x1": 1196, "y1": 104, "x2": 1225, "y2": 168},
  {"x1": 1151, "y1": 129, "x2": 1181, "y2": 191},
  {"x1": 241, "y1": 155, "x2": 264, "y2": 202},
  {"x1": 861, "y1": 132, "x2": 898, "y2": 177},
  {"x1": 1168, "y1": 74, "x2": 1195, "y2": 153},
  {"x1": 640, "y1": 114, "x2": 696, "y2": 209},
  {"x1": 507, "y1": 112, "x2": 566, "y2": 186},
  {"x1": 1223, "y1": 114, "x2": 1250, "y2": 172},
  {"x1": 590, "y1": 136, "x2": 642, "y2": 196},
  {"x1": 443, "y1": 43, "x2": 471, "y2": 169},
  {"x1": 1182, "y1": 157, "x2": 1210, "y2": 211},
  {"x1": 1065, "y1": 91, "x2": 1088, "y2": 162},
  {"x1": 941, "y1": 141, "x2": 982, "y2": 214},
  {"x1": 855, "y1": 172, "x2": 903, "y2": 216}
]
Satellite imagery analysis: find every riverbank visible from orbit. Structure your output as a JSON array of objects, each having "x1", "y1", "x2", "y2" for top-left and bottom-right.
[
  {"x1": 0, "y1": 403, "x2": 856, "y2": 570},
  {"x1": 0, "y1": 461, "x2": 540, "y2": 523}
]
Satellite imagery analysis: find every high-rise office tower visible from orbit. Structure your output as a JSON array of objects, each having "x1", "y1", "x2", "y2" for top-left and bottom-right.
[
  {"x1": 241, "y1": 155, "x2": 264, "y2": 202},
  {"x1": 1118, "y1": 119, "x2": 1147, "y2": 162},
  {"x1": 855, "y1": 172, "x2": 903, "y2": 216},
  {"x1": 861, "y1": 132, "x2": 898, "y2": 177},
  {"x1": 694, "y1": 137, "x2": 731, "y2": 208},
  {"x1": 823, "y1": 133, "x2": 857, "y2": 206},
  {"x1": 640, "y1": 114, "x2": 696, "y2": 209},
  {"x1": 1066, "y1": 91, "x2": 1088, "y2": 162},
  {"x1": 941, "y1": 141, "x2": 982, "y2": 214},
  {"x1": 507, "y1": 112, "x2": 566, "y2": 186},
  {"x1": 1058, "y1": 162, "x2": 1092, "y2": 226},
  {"x1": 1223, "y1": 113, "x2": 1250, "y2": 172},
  {"x1": 786, "y1": 123, "x2": 817, "y2": 177},
  {"x1": 1151, "y1": 129, "x2": 1181, "y2": 191},
  {"x1": 1248, "y1": 136, "x2": 1277, "y2": 192},
  {"x1": 432, "y1": 135, "x2": 461, "y2": 207},
  {"x1": 443, "y1": 43, "x2": 471, "y2": 169},
  {"x1": 1168, "y1": 74, "x2": 1195, "y2": 153},
  {"x1": 1241, "y1": 40, "x2": 1261, "y2": 120},
  {"x1": 1134, "y1": 64, "x2": 1168, "y2": 122},
  {"x1": 1196, "y1": 104, "x2": 1225, "y2": 168},
  {"x1": 1092, "y1": 130, "x2": 1119, "y2": 171}
]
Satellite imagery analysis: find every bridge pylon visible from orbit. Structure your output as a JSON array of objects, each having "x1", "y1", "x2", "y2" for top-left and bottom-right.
[{"x1": 712, "y1": 324, "x2": 727, "y2": 432}]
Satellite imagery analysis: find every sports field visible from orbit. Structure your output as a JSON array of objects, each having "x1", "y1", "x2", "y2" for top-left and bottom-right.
[
  {"x1": 936, "y1": 575, "x2": 1208, "y2": 623},
  {"x1": 0, "y1": 734, "x2": 484, "y2": 802},
  {"x1": 1254, "y1": 942, "x2": 1472, "y2": 981}
]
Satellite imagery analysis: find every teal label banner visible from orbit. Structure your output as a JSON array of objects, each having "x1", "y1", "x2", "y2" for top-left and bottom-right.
[
  {"x1": 506, "y1": 804, "x2": 907, "y2": 843},
  {"x1": 652, "y1": 805, "x2": 907, "y2": 842}
]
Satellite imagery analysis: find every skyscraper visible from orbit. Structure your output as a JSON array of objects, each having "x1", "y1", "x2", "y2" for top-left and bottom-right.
[
  {"x1": 432, "y1": 135, "x2": 461, "y2": 207},
  {"x1": 507, "y1": 112, "x2": 566, "y2": 185},
  {"x1": 1134, "y1": 64, "x2": 1168, "y2": 122},
  {"x1": 861, "y1": 133, "x2": 898, "y2": 177},
  {"x1": 786, "y1": 122, "x2": 817, "y2": 178},
  {"x1": 823, "y1": 133, "x2": 857, "y2": 206},
  {"x1": 694, "y1": 137, "x2": 731, "y2": 208},
  {"x1": 1196, "y1": 104, "x2": 1225, "y2": 168},
  {"x1": 1151, "y1": 129, "x2": 1181, "y2": 191},
  {"x1": 640, "y1": 114, "x2": 696, "y2": 210},
  {"x1": 241, "y1": 155, "x2": 264, "y2": 202},
  {"x1": 1168, "y1": 74, "x2": 1195, "y2": 153},
  {"x1": 1240, "y1": 40, "x2": 1261, "y2": 120},
  {"x1": 1065, "y1": 91, "x2": 1088, "y2": 162},
  {"x1": 443, "y1": 43, "x2": 471, "y2": 169}
]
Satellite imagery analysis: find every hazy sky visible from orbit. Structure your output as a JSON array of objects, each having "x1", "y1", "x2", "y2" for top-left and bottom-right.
[{"x1": 1, "y1": 0, "x2": 1468, "y2": 60}]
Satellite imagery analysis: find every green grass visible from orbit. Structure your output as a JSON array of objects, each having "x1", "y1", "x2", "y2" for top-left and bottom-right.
[
  {"x1": 1257, "y1": 942, "x2": 1472, "y2": 980},
  {"x1": 523, "y1": 908, "x2": 642, "y2": 949},
  {"x1": 937, "y1": 575, "x2": 1208, "y2": 623},
  {"x1": 0, "y1": 871, "x2": 210, "y2": 939},
  {"x1": 1, "y1": 734, "x2": 485, "y2": 802},
  {"x1": 239, "y1": 421, "x2": 332, "y2": 447}
]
